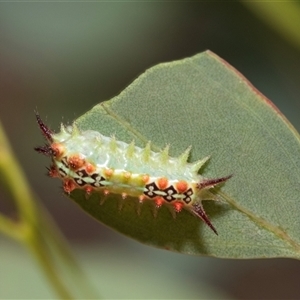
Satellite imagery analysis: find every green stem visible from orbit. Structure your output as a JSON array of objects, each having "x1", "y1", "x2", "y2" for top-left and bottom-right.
[
  {"x1": 0, "y1": 214, "x2": 24, "y2": 241},
  {"x1": 0, "y1": 120, "x2": 100, "y2": 299},
  {"x1": 38, "y1": 205, "x2": 100, "y2": 298},
  {"x1": 26, "y1": 231, "x2": 74, "y2": 300},
  {"x1": 0, "y1": 121, "x2": 37, "y2": 225},
  {"x1": 243, "y1": 1, "x2": 300, "y2": 50}
]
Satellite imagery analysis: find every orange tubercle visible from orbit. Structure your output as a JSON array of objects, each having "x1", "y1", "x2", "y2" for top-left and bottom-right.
[
  {"x1": 157, "y1": 177, "x2": 168, "y2": 190},
  {"x1": 85, "y1": 186, "x2": 93, "y2": 195},
  {"x1": 155, "y1": 197, "x2": 164, "y2": 208},
  {"x1": 123, "y1": 171, "x2": 132, "y2": 180},
  {"x1": 176, "y1": 180, "x2": 188, "y2": 193},
  {"x1": 104, "y1": 168, "x2": 114, "y2": 177},
  {"x1": 85, "y1": 162, "x2": 96, "y2": 174},
  {"x1": 173, "y1": 201, "x2": 184, "y2": 213},
  {"x1": 104, "y1": 189, "x2": 110, "y2": 196},
  {"x1": 63, "y1": 179, "x2": 77, "y2": 194},
  {"x1": 68, "y1": 154, "x2": 85, "y2": 170},
  {"x1": 142, "y1": 174, "x2": 150, "y2": 184},
  {"x1": 51, "y1": 143, "x2": 65, "y2": 158},
  {"x1": 48, "y1": 165, "x2": 59, "y2": 178}
]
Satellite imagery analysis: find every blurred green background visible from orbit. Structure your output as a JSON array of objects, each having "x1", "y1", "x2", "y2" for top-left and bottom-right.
[{"x1": 1, "y1": 2, "x2": 300, "y2": 299}]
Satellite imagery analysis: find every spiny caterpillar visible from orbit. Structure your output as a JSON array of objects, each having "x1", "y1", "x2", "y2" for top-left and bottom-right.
[{"x1": 34, "y1": 112, "x2": 232, "y2": 235}]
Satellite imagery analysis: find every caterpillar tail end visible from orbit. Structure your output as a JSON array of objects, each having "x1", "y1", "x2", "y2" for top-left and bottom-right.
[
  {"x1": 197, "y1": 174, "x2": 233, "y2": 190},
  {"x1": 191, "y1": 203, "x2": 218, "y2": 235}
]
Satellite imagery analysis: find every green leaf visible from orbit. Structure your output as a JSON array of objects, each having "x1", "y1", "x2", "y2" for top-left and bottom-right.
[{"x1": 70, "y1": 51, "x2": 300, "y2": 259}]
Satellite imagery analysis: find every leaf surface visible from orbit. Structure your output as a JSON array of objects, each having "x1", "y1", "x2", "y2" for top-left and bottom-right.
[{"x1": 71, "y1": 51, "x2": 300, "y2": 259}]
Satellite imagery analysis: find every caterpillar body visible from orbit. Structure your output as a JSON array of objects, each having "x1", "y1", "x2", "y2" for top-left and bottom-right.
[{"x1": 35, "y1": 112, "x2": 232, "y2": 235}]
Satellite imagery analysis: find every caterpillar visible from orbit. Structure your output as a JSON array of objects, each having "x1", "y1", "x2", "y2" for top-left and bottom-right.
[{"x1": 34, "y1": 112, "x2": 232, "y2": 235}]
